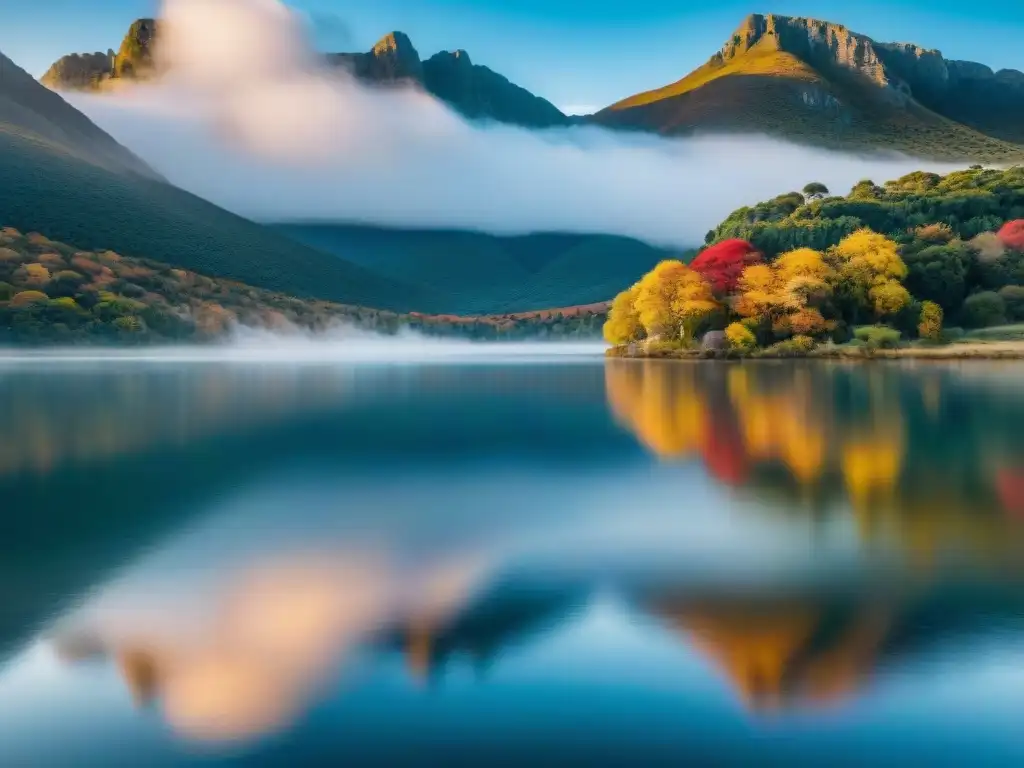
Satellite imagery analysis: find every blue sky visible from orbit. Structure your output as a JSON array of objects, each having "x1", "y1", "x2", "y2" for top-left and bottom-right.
[{"x1": 2, "y1": 0, "x2": 1022, "y2": 112}]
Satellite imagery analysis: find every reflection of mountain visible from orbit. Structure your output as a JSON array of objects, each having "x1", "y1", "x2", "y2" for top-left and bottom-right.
[{"x1": 605, "y1": 361, "x2": 1024, "y2": 569}]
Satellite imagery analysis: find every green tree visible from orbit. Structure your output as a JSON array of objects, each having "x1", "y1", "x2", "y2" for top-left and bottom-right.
[
  {"x1": 961, "y1": 291, "x2": 1007, "y2": 328},
  {"x1": 802, "y1": 182, "x2": 830, "y2": 200}
]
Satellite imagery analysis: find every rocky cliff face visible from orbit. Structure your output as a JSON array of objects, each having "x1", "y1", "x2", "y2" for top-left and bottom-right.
[
  {"x1": 42, "y1": 18, "x2": 158, "y2": 90},
  {"x1": 721, "y1": 13, "x2": 1024, "y2": 115}
]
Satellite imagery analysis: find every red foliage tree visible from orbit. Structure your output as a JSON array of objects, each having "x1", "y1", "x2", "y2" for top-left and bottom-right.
[
  {"x1": 997, "y1": 220, "x2": 1024, "y2": 252},
  {"x1": 690, "y1": 239, "x2": 762, "y2": 294}
]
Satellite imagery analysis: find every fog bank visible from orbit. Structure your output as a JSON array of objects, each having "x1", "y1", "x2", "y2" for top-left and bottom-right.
[{"x1": 67, "y1": 0, "x2": 966, "y2": 248}]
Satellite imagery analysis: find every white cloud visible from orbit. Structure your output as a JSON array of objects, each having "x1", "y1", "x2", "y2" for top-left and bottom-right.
[{"x1": 66, "y1": 0, "x2": 966, "y2": 248}]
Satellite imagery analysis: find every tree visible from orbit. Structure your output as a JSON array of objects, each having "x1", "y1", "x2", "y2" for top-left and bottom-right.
[
  {"x1": 689, "y1": 239, "x2": 761, "y2": 294},
  {"x1": 999, "y1": 285, "x2": 1024, "y2": 322},
  {"x1": 633, "y1": 260, "x2": 691, "y2": 339},
  {"x1": 733, "y1": 263, "x2": 784, "y2": 327},
  {"x1": 903, "y1": 243, "x2": 971, "y2": 312},
  {"x1": 671, "y1": 270, "x2": 719, "y2": 342},
  {"x1": 829, "y1": 229, "x2": 909, "y2": 319},
  {"x1": 961, "y1": 291, "x2": 1007, "y2": 328},
  {"x1": 998, "y1": 220, "x2": 1024, "y2": 251},
  {"x1": 869, "y1": 280, "x2": 912, "y2": 318},
  {"x1": 918, "y1": 301, "x2": 943, "y2": 341},
  {"x1": 802, "y1": 182, "x2": 830, "y2": 200},
  {"x1": 603, "y1": 285, "x2": 644, "y2": 345}
]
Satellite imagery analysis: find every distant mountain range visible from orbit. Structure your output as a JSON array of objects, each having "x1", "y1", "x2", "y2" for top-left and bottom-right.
[
  {"x1": 41, "y1": 20, "x2": 569, "y2": 130},
  {"x1": 40, "y1": 13, "x2": 1024, "y2": 160}
]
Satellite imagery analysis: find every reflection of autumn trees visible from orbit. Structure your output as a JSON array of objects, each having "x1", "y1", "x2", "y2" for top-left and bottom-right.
[
  {"x1": 605, "y1": 360, "x2": 1024, "y2": 567},
  {"x1": 652, "y1": 598, "x2": 893, "y2": 712}
]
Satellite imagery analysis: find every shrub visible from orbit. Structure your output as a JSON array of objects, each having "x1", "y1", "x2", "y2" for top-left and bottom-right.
[
  {"x1": 725, "y1": 322, "x2": 757, "y2": 351},
  {"x1": 854, "y1": 325, "x2": 902, "y2": 349},
  {"x1": 764, "y1": 335, "x2": 817, "y2": 357},
  {"x1": 113, "y1": 315, "x2": 144, "y2": 333},
  {"x1": 961, "y1": 291, "x2": 1007, "y2": 328}
]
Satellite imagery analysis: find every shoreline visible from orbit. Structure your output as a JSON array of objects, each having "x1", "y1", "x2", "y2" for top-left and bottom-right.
[{"x1": 607, "y1": 341, "x2": 1024, "y2": 361}]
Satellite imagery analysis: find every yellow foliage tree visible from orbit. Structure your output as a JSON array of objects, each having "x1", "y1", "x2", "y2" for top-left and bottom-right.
[
  {"x1": 733, "y1": 264, "x2": 784, "y2": 325},
  {"x1": 869, "y1": 280, "x2": 911, "y2": 318},
  {"x1": 918, "y1": 301, "x2": 943, "y2": 342},
  {"x1": 604, "y1": 284, "x2": 644, "y2": 345},
  {"x1": 634, "y1": 260, "x2": 691, "y2": 339},
  {"x1": 671, "y1": 269, "x2": 719, "y2": 342},
  {"x1": 829, "y1": 229, "x2": 910, "y2": 319}
]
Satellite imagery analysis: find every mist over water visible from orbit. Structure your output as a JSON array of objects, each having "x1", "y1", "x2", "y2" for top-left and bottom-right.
[
  {"x1": 65, "y1": 0, "x2": 966, "y2": 248},
  {"x1": 0, "y1": 331, "x2": 606, "y2": 365}
]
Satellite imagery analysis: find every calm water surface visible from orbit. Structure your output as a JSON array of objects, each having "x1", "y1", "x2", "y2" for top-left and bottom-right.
[{"x1": 2, "y1": 352, "x2": 1024, "y2": 766}]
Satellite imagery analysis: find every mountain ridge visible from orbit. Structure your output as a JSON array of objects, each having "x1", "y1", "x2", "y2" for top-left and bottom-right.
[
  {"x1": 42, "y1": 20, "x2": 569, "y2": 130},
  {"x1": 592, "y1": 12, "x2": 1024, "y2": 160}
]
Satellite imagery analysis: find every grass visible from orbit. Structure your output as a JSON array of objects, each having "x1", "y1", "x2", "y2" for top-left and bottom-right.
[
  {"x1": 606, "y1": 42, "x2": 820, "y2": 111},
  {"x1": 964, "y1": 324, "x2": 1024, "y2": 342}
]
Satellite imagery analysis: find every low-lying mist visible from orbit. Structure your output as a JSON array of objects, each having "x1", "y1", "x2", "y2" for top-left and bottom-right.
[
  {"x1": 0, "y1": 327, "x2": 606, "y2": 365},
  {"x1": 67, "y1": 0, "x2": 965, "y2": 248}
]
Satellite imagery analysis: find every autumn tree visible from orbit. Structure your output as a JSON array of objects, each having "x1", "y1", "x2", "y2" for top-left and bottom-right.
[
  {"x1": 918, "y1": 301, "x2": 943, "y2": 342},
  {"x1": 633, "y1": 260, "x2": 691, "y2": 339},
  {"x1": 671, "y1": 269, "x2": 719, "y2": 342},
  {"x1": 604, "y1": 284, "x2": 644, "y2": 345},
  {"x1": 689, "y1": 239, "x2": 762, "y2": 294},
  {"x1": 998, "y1": 220, "x2": 1024, "y2": 251},
  {"x1": 829, "y1": 229, "x2": 910, "y2": 320}
]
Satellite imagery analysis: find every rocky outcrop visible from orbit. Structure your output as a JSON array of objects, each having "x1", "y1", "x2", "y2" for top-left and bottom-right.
[
  {"x1": 328, "y1": 32, "x2": 424, "y2": 84},
  {"x1": 720, "y1": 14, "x2": 895, "y2": 91},
  {"x1": 41, "y1": 18, "x2": 158, "y2": 90}
]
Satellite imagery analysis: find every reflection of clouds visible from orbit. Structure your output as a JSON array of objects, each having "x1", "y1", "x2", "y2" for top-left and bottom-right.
[{"x1": 55, "y1": 552, "x2": 492, "y2": 745}]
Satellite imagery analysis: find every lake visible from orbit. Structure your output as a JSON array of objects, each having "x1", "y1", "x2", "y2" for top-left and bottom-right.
[{"x1": 2, "y1": 348, "x2": 1024, "y2": 766}]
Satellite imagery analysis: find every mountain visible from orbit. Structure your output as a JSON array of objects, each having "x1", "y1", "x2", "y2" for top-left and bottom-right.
[
  {"x1": 274, "y1": 223, "x2": 676, "y2": 314},
  {"x1": 329, "y1": 32, "x2": 567, "y2": 128},
  {"x1": 43, "y1": 21, "x2": 568, "y2": 130},
  {"x1": 1, "y1": 49, "x2": 427, "y2": 311},
  {"x1": 592, "y1": 13, "x2": 1024, "y2": 161}
]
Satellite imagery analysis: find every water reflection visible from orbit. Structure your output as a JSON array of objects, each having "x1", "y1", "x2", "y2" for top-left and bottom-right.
[
  {"x1": 606, "y1": 360, "x2": 1024, "y2": 571},
  {"x1": 2, "y1": 358, "x2": 1024, "y2": 764}
]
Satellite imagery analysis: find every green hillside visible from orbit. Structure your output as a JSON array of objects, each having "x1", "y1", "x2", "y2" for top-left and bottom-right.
[
  {"x1": 0, "y1": 225, "x2": 607, "y2": 344},
  {"x1": 1, "y1": 50, "x2": 432, "y2": 312},
  {"x1": 274, "y1": 224, "x2": 678, "y2": 314}
]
